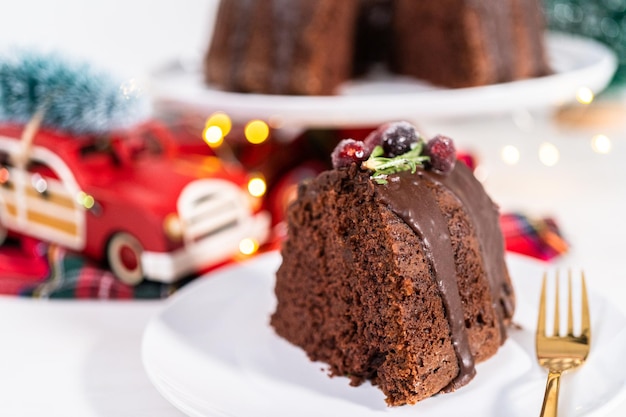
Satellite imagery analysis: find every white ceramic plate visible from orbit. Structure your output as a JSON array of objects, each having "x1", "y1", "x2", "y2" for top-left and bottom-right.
[
  {"x1": 149, "y1": 33, "x2": 617, "y2": 128},
  {"x1": 142, "y1": 252, "x2": 626, "y2": 417}
]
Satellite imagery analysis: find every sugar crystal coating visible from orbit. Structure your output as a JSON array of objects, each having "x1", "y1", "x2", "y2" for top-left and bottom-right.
[
  {"x1": 425, "y1": 135, "x2": 456, "y2": 174},
  {"x1": 331, "y1": 138, "x2": 368, "y2": 168}
]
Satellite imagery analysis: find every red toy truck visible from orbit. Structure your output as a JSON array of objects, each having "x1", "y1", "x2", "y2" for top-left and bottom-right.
[{"x1": 0, "y1": 121, "x2": 270, "y2": 285}]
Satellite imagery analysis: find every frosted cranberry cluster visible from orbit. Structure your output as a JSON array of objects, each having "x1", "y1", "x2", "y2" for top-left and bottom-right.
[{"x1": 331, "y1": 121, "x2": 457, "y2": 177}]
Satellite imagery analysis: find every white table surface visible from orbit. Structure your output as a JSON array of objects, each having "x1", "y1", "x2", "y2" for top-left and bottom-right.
[{"x1": 2, "y1": 1, "x2": 626, "y2": 416}]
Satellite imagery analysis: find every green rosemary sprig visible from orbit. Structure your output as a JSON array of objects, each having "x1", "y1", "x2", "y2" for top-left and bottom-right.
[{"x1": 362, "y1": 143, "x2": 430, "y2": 184}]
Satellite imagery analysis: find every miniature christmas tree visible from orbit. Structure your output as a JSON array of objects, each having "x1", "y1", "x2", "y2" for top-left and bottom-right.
[{"x1": 0, "y1": 49, "x2": 148, "y2": 134}]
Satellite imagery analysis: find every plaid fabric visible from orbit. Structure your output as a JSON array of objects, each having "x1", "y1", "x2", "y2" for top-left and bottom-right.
[
  {"x1": 0, "y1": 212, "x2": 568, "y2": 299},
  {"x1": 0, "y1": 239, "x2": 183, "y2": 299},
  {"x1": 499, "y1": 213, "x2": 569, "y2": 261},
  {"x1": 22, "y1": 245, "x2": 182, "y2": 299}
]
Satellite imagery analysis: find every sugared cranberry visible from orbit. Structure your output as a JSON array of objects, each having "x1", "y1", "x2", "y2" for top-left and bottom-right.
[
  {"x1": 363, "y1": 121, "x2": 420, "y2": 157},
  {"x1": 425, "y1": 135, "x2": 456, "y2": 174},
  {"x1": 331, "y1": 139, "x2": 368, "y2": 169},
  {"x1": 382, "y1": 121, "x2": 419, "y2": 157}
]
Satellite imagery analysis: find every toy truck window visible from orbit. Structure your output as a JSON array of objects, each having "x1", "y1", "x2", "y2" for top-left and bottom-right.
[
  {"x1": 0, "y1": 150, "x2": 11, "y2": 166},
  {"x1": 26, "y1": 159, "x2": 59, "y2": 199},
  {"x1": 79, "y1": 136, "x2": 120, "y2": 165},
  {"x1": 125, "y1": 127, "x2": 164, "y2": 158},
  {"x1": 27, "y1": 159, "x2": 59, "y2": 180}
]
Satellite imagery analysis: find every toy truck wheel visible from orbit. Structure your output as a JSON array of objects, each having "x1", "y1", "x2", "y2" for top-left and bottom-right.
[{"x1": 107, "y1": 232, "x2": 144, "y2": 286}]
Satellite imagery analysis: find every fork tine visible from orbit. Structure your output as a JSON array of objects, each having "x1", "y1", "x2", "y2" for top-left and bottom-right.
[
  {"x1": 567, "y1": 269, "x2": 574, "y2": 336},
  {"x1": 581, "y1": 271, "x2": 591, "y2": 340},
  {"x1": 537, "y1": 272, "x2": 547, "y2": 336},
  {"x1": 554, "y1": 270, "x2": 560, "y2": 336},
  {"x1": 536, "y1": 269, "x2": 591, "y2": 417}
]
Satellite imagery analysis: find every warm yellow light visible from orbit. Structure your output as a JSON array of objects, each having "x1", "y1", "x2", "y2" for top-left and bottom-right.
[
  {"x1": 76, "y1": 191, "x2": 95, "y2": 209},
  {"x1": 244, "y1": 120, "x2": 270, "y2": 144},
  {"x1": 591, "y1": 134, "x2": 612, "y2": 154},
  {"x1": 538, "y1": 142, "x2": 560, "y2": 167},
  {"x1": 205, "y1": 112, "x2": 232, "y2": 137},
  {"x1": 501, "y1": 145, "x2": 520, "y2": 165},
  {"x1": 239, "y1": 238, "x2": 259, "y2": 256},
  {"x1": 203, "y1": 125, "x2": 224, "y2": 147},
  {"x1": 83, "y1": 195, "x2": 95, "y2": 209},
  {"x1": 576, "y1": 87, "x2": 594, "y2": 104},
  {"x1": 163, "y1": 213, "x2": 184, "y2": 241},
  {"x1": 247, "y1": 177, "x2": 267, "y2": 197}
]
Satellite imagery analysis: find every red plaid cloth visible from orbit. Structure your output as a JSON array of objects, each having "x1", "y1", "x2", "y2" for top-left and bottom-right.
[
  {"x1": 0, "y1": 238, "x2": 181, "y2": 299},
  {"x1": 500, "y1": 213, "x2": 569, "y2": 261}
]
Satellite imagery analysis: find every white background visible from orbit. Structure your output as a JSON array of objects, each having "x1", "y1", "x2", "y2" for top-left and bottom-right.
[{"x1": 0, "y1": 0, "x2": 218, "y2": 76}]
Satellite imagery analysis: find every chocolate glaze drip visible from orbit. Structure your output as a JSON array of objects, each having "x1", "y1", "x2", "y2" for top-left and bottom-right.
[
  {"x1": 425, "y1": 163, "x2": 514, "y2": 341},
  {"x1": 377, "y1": 170, "x2": 476, "y2": 391}
]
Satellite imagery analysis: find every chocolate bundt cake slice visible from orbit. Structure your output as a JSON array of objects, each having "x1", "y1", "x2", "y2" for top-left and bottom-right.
[{"x1": 270, "y1": 122, "x2": 515, "y2": 406}]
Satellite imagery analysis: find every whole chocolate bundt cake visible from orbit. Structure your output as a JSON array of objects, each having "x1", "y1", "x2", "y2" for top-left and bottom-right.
[{"x1": 204, "y1": 0, "x2": 549, "y2": 95}]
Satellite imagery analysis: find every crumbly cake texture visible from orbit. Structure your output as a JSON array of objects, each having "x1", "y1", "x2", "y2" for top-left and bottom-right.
[
  {"x1": 204, "y1": 0, "x2": 549, "y2": 94},
  {"x1": 270, "y1": 163, "x2": 515, "y2": 406}
]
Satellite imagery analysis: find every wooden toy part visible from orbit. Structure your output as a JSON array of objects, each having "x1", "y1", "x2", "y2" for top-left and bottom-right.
[{"x1": 15, "y1": 109, "x2": 45, "y2": 169}]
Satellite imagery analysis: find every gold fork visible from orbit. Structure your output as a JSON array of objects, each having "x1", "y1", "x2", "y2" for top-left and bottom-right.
[{"x1": 536, "y1": 270, "x2": 591, "y2": 417}]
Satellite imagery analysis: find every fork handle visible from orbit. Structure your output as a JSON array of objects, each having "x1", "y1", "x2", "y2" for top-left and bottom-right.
[{"x1": 540, "y1": 370, "x2": 562, "y2": 417}]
